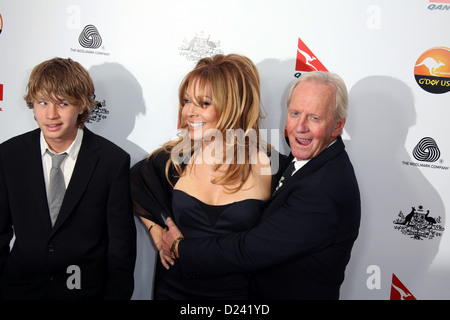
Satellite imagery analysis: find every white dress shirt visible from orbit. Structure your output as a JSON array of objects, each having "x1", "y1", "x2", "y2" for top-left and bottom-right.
[
  {"x1": 290, "y1": 139, "x2": 337, "y2": 176},
  {"x1": 291, "y1": 158, "x2": 310, "y2": 176},
  {"x1": 40, "y1": 129, "x2": 84, "y2": 198}
]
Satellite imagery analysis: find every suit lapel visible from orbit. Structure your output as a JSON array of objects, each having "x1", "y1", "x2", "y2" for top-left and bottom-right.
[
  {"x1": 272, "y1": 136, "x2": 345, "y2": 197},
  {"x1": 51, "y1": 129, "x2": 100, "y2": 232},
  {"x1": 23, "y1": 129, "x2": 53, "y2": 233}
]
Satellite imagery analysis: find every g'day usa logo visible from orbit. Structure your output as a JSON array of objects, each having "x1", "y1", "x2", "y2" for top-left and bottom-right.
[{"x1": 414, "y1": 47, "x2": 450, "y2": 94}]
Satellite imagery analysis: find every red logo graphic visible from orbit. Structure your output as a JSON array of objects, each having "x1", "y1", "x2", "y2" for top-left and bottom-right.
[
  {"x1": 0, "y1": 84, "x2": 3, "y2": 101},
  {"x1": 295, "y1": 38, "x2": 328, "y2": 72},
  {"x1": 390, "y1": 274, "x2": 416, "y2": 300},
  {"x1": 430, "y1": 0, "x2": 450, "y2": 3}
]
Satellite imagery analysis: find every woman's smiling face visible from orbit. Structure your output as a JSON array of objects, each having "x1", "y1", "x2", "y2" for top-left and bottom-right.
[{"x1": 181, "y1": 80, "x2": 219, "y2": 141}]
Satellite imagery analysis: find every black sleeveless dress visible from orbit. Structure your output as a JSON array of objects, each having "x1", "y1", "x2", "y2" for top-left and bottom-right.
[{"x1": 154, "y1": 189, "x2": 263, "y2": 300}]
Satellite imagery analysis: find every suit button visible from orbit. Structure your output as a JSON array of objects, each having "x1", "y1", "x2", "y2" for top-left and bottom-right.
[{"x1": 48, "y1": 245, "x2": 54, "y2": 252}]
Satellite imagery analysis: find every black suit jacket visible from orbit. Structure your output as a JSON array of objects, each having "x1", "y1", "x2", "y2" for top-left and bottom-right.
[
  {"x1": 0, "y1": 128, "x2": 136, "y2": 299},
  {"x1": 178, "y1": 136, "x2": 361, "y2": 299}
]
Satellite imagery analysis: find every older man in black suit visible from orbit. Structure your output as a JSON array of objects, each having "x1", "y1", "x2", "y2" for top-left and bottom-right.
[
  {"x1": 161, "y1": 71, "x2": 361, "y2": 300},
  {"x1": 0, "y1": 58, "x2": 136, "y2": 299}
]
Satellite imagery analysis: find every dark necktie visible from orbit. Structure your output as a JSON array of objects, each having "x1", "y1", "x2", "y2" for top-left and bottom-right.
[
  {"x1": 273, "y1": 160, "x2": 296, "y2": 195},
  {"x1": 47, "y1": 150, "x2": 68, "y2": 227}
]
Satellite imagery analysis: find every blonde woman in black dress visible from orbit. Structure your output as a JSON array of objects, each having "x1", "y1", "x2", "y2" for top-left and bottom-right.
[{"x1": 131, "y1": 54, "x2": 276, "y2": 299}]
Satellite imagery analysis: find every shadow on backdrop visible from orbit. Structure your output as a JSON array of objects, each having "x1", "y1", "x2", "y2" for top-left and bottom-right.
[
  {"x1": 341, "y1": 76, "x2": 444, "y2": 299},
  {"x1": 88, "y1": 63, "x2": 155, "y2": 300},
  {"x1": 257, "y1": 58, "x2": 296, "y2": 156}
]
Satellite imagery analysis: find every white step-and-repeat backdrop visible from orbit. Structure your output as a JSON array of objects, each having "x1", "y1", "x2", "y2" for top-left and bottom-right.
[{"x1": 1, "y1": 0, "x2": 449, "y2": 300}]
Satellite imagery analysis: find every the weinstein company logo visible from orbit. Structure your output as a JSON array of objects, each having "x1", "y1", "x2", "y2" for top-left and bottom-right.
[{"x1": 294, "y1": 37, "x2": 328, "y2": 78}]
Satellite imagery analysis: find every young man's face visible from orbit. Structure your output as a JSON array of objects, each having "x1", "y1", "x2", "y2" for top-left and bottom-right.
[{"x1": 33, "y1": 94, "x2": 82, "y2": 152}]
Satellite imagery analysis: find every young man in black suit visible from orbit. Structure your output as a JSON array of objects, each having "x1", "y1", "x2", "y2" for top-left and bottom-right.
[
  {"x1": 161, "y1": 71, "x2": 361, "y2": 300},
  {"x1": 0, "y1": 58, "x2": 136, "y2": 299}
]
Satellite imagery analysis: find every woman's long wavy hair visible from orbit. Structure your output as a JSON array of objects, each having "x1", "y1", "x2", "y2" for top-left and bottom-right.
[{"x1": 154, "y1": 53, "x2": 268, "y2": 193}]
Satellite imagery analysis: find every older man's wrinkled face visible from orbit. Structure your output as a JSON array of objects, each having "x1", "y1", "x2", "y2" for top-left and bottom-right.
[{"x1": 286, "y1": 81, "x2": 345, "y2": 161}]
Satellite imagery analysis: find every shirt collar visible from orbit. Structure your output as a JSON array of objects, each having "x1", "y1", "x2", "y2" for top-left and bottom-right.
[
  {"x1": 40, "y1": 128, "x2": 84, "y2": 160},
  {"x1": 292, "y1": 158, "x2": 309, "y2": 172},
  {"x1": 292, "y1": 138, "x2": 337, "y2": 173}
]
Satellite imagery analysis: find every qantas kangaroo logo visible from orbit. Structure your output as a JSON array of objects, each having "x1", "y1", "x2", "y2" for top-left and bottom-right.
[
  {"x1": 390, "y1": 274, "x2": 415, "y2": 300},
  {"x1": 295, "y1": 37, "x2": 328, "y2": 72}
]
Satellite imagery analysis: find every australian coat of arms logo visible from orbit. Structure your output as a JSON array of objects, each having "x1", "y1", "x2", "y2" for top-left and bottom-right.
[
  {"x1": 179, "y1": 31, "x2": 223, "y2": 61},
  {"x1": 393, "y1": 205, "x2": 444, "y2": 240},
  {"x1": 87, "y1": 100, "x2": 109, "y2": 123}
]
